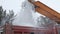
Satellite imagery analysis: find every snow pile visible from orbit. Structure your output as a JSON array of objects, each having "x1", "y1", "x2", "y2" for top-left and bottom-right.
[
  {"x1": 13, "y1": 0, "x2": 56, "y2": 27},
  {"x1": 13, "y1": 0, "x2": 36, "y2": 27}
]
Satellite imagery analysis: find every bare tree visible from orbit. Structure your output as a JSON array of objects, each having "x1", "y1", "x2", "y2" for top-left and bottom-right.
[
  {"x1": 0, "y1": 6, "x2": 6, "y2": 20},
  {"x1": 36, "y1": 16, "x2": 56, "y2": 27},
  {"x1": 0, "y1": 6, "x2": 16, "y2": 26}
]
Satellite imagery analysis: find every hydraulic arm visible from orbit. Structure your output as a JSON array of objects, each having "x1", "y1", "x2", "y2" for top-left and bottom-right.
[{"x1": 28, "y1": 0, "x2": 60, "y2": 24}]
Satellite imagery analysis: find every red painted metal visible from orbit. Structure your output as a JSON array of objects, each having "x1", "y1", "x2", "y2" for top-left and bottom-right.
[
  {"x1": 5, "y1": 23, "x2": 60, "y2": 34},
  {"x1": 12, "y1": 26, "x2": 57, "y2": 34}
]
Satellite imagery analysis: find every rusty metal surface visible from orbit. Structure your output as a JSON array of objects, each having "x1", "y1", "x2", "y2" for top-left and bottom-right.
[{"x1": 28, "y1": 0, "x2": 60, "y2": 23}]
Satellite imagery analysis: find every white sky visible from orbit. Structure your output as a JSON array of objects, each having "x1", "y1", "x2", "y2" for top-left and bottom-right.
[
  {"x1": 0, "y1": 0, "x2": 25, "y2": 14},
  {"x1": 0, "y1": 0, "x2": 60, "y2": 14}
]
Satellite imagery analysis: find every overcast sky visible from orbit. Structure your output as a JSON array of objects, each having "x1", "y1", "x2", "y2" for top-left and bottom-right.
[{"x1": 0, "y1": 0, "x2": 60, "y2": 14}]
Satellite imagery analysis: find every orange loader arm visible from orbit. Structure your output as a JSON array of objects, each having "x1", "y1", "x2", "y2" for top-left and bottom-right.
[{"x1": 28, "y1": 0, "x2": 60, "y2": 24}]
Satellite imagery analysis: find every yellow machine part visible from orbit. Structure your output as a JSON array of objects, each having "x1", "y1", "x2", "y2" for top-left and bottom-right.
[{"x1": 28, "y1": 0, "x2": 60, "y2": 24}]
